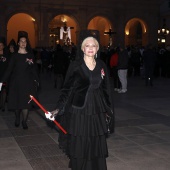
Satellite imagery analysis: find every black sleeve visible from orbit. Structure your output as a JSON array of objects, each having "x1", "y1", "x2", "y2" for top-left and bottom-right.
[
  {"x1": 100, "y1": 60, "x2": 114, "y2": 116},
  {"x1": 1, "y1": 54, "x2": 16, "y2": 82}
]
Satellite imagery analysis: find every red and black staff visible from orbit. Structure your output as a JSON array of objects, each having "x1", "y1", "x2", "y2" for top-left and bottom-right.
[{"x1": 28, "y1": 95, "x2": 67, "y2": 134}]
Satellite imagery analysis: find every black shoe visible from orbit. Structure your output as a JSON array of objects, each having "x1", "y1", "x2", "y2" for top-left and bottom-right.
[
  {"x1": 1, "y1": 107, "x2": 5, "y2": 112},
  {"x1": 15, "y1": 121, "x2": 20, "y2": 127},
  {"x1": 15, "y1": 117, "x2": 20, "y2": 127},
  {"x1": 22, "y1": 121, "x2": 28, "y2": 129}
]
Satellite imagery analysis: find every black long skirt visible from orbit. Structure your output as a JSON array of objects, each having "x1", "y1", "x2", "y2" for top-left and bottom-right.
[{"x1": 61, "y1": 89, "x2": 109, "y2": 170}]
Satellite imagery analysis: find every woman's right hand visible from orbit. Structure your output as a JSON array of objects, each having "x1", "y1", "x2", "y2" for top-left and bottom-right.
[{"x1": 0, "y1": 83, "x2": 2, "y2": 91}]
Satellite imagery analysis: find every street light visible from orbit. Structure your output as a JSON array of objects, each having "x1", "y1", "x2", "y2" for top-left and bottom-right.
[{"x1": 158, "y1": 18, "x2": 169, "y2": 44}]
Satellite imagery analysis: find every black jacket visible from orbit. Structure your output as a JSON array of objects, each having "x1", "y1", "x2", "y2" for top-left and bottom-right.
[
  {"x1": 56, "y1": 58, "x2": 114, "y2": 116},
  {"x1": 117, "y1": 49, "x2": 129, "y2": 69}
]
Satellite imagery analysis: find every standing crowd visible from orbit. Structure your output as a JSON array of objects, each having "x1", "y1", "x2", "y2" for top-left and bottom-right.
[
  {"x1": 108, "y1": 44, "x2": 170, "y2": 93},
  {"x1": 32, "y1": 43, "x2": 170, "y2": 94}
]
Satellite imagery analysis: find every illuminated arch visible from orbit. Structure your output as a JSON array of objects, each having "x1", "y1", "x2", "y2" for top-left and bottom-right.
[
  {"x1": 48, "y1": 14, "x2": 78, "y2": 46},
  {"x1": 7, "y1": 13, "x2": 37, "y2": 48},
  {"x1": 125, "y1": 18, "x2": 148, "y2": 46},
  {"x1": 88, "y1": 16, "x2": 114, "y2": 47}
]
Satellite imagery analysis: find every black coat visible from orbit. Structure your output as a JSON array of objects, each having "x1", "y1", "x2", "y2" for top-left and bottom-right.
[
  {"x1": 117, "y1": 49, "x2": 129, "y2": 69},
  {"x1": 56, "y1": 58, "x2": 114, "y2": 116},
  {"x1": 2, "y1": 52, "x2": 39, "y2": 110},
  {"x1": 53, "y1": 49, "x2": 69, "y2": 76},
  {"x1": 143, "y1": 49, "x2": 156, "y2": 68},
  {"x1": 0, "y1": 48, "x2": 10, "y2": 81}
]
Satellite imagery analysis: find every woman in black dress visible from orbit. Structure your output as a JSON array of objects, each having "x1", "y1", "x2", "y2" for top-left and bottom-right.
[
  {"x1": 0, "y1": 36, "x2": 10, "y2": 112},
  {"x1": 46, "y1": 31, "x2": 114, "y2": 170},
  {"x1": 1, "y1": 31, "x2": 39, "y2": 129}
]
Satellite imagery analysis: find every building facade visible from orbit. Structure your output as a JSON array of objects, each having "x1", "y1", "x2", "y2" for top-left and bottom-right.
[{"x1": 0, "y1": 0, "x2": 168, "y2": 48}]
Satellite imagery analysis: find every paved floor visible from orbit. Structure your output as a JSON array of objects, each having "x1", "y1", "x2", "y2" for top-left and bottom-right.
[{"x1": 0, "y1": 72, "x2": 170, "y2": 170}]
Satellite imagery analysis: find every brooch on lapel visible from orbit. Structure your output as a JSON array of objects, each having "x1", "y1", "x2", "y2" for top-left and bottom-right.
[
  {"x1": 0, "y1": 56, "x2": 6, "y2": 62},
  {"x1": 101, "y1": 68, "x2": 105, "y2": 79},
  {"x1": 26, "y1": 58, "x2": 33, "y2": 65}
]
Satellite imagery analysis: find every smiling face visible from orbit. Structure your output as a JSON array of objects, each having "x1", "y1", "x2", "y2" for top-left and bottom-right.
[{"x1": 81, "y1": 37, "x2": 99, "y2": 58}]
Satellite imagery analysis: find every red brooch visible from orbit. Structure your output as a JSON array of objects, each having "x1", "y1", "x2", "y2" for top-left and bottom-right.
[
  {"x1": 101, "y1": 68, "x2": 105, "y2": 79},
  {"x1": 26, "y1": 58, "x2": 33, "y2": 65},
  {"x1": 0, "y1": 56, "x2": 6, "y2": 62}
]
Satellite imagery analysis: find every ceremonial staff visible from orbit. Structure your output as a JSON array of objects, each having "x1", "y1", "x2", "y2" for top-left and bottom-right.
[{"x1": 28, "y1": 95, "x2": 67, "y2": 134}]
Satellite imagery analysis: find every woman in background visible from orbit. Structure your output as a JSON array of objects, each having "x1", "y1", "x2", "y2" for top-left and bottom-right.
[
  {"x1": 1, "y1": 31, "x2": 39, "y2": 129},
  {"x1": 0, "y1": 36, "x2": 10, "y2": 112}
]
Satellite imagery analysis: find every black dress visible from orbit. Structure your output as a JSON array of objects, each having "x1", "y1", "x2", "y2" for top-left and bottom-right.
[
  {"x1": 0, "y1": 48, "x2": 11, "y2": 81},
  {"x1": 2, "y1": 52, "x2": 39, "y2": 110},
  {"x1": 59, "y1": 59, "x2": 111, "y2": 170}
]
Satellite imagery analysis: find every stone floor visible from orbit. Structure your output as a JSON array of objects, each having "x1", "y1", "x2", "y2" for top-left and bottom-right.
[{"x1": 0, "y1": 72, "x2": 170, "y2": 170}]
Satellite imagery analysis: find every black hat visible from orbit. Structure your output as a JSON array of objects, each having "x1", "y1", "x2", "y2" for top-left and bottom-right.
[
  {"x1": 79, "y1": 29, "x2": 100, "y2": 44},
  {"x1": 17, "y1": 31, "x2": 28, "y2": 42},
  {"x1": 8, "y1": 39, "x2": 16, "y2": 47},
  {"x1": 0, "y1": 36, "x2": 6, "y2": 46}
]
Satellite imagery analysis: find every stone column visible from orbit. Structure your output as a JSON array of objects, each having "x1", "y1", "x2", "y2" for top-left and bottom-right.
[
  {"x1": 38, "y1": 8, "x2": 49, "y2": 47},
  {"x1": 114, "y1": 18, "x2": 125, "y2": 47},
  {"x1": 0, "y1": 16, "x2": 7, "y2": 40}
]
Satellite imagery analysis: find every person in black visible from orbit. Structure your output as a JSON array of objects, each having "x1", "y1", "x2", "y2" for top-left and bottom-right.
[
  {"x1": 117, "y1": 47, "x2": 129, "y2": 93},
  {"x1": 0, "y1": 36, "x2": 10, "y2": 111},
  {"x1": 143, "y1": 44, "x2": 156, "y2": 86},
  {"x1": 53, "y1": 44, "x2": 69, "y2": 89},
  {"x1": 46, "y1": 31, "x2": 114, "y2": 170},
  {"x1": 131, "y1": 47, "x2": 142, "y2": 76},
  {"x1": 162, "y1": 46, "x2": 170, "y2": 78},
  {"x1": 110, "y1": 47, "x2": 121, "y2": 91},
  {"x1": 8, "y1": 39, "x2": 17, "y2": 54},
  {"x1": 1, "y1": 31, "x2": 39, "y2": 129}
]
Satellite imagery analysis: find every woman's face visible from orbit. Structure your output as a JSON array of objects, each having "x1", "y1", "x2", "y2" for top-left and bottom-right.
[
  {"x1": 82, "y1": 38, "x2": 98, "y2": 58},
  {"x1": 0, "y1": 43, "x2": 4, "y2": 51},
  {"x1": 18, "y1": 37, "x2": 27, "y2": 49},
  {"x1": 9, "y1": 45, "x2": 15, "y2": 53}
]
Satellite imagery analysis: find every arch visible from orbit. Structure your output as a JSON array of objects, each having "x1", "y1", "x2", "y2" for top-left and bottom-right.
[
  {"x1": 87, "y1": 16, "x2": 114, "y2": 47},
  {"x1": 7, "y1": 13, "x2": 38, "y2": 48},
  {"x1": 48, "y1": 14, "x2": 79, "y2": 47},
  {"x1": 125, "y1": 18, "x2": 148, "y2": 46}
]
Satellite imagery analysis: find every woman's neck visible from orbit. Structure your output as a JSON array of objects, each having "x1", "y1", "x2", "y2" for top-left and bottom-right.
[
  {"x1": 84, "y1": 56, "x2": 95, "y2": 64},
  {"x1": 18, "y1": 48, "x2": 27, "y2": 54}
]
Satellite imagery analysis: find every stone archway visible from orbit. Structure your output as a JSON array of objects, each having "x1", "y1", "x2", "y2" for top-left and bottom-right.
[
  {"x1": 7, "y1": 13, "x2": 37, "y2": 48},
  {"x1": 125, "y1": 18, "x2": 148, "y2": 46},
  {"x1": 88, "y1": 16, "x2": 113, "y2": 47},
  {"x1": 48, "y1": 15, "x2": 77, "y2": 47}
]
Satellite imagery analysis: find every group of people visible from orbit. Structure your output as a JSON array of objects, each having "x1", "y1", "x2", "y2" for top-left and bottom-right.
[
  {"x1": 32, "y1": 44, "x2": 76, "y2": 89},
  {"x1": 1, "y1": 28, "x2": 170, "y2": 169},
  {"x1": 0, "y1": 30, "x2": 115, "y2": 170},
  {"x1": 109, "y1": 43, "x2": 167, "y2": 91}
]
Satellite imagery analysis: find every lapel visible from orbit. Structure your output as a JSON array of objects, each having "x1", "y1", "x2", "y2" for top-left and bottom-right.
[{"x1": 80, "y1": 60, "x2": 90, "y2": 79}]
